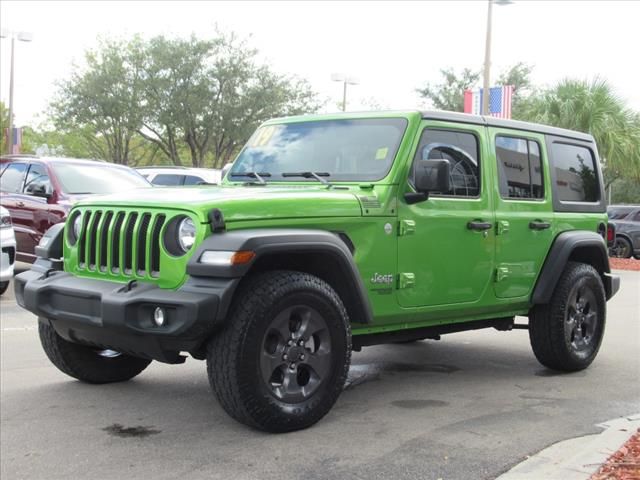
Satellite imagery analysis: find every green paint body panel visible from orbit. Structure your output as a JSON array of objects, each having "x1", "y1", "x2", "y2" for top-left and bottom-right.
[{"x1": 62, "y1": 110, "x2": 608, "y2": 338}]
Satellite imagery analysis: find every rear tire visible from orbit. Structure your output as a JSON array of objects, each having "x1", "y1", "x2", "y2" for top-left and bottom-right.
[
  {"x1": 0, "y1": 281, "x2": 8, "y2": 295},
  {"x1": 529, "y1": 262, "x2": 606, "y2": 371},
  {"x1": 610, "y1": 236, "x2": 632, "y2": 258},
  {"x1": 39, "y1": 321, "x2": 152, "y2": 383},
  {"x1": 207, "y1": 270, "x2": 351, "y2": 433}
]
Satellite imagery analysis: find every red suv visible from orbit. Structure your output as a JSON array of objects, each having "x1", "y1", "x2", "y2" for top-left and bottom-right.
[{"x1": 0, "y1": 155, "x2": 150, "y2": 263}]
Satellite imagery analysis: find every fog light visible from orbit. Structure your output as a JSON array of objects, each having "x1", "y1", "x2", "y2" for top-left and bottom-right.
[{"x1": 153, "y1": 307, "x2": 165, "y2": 326}]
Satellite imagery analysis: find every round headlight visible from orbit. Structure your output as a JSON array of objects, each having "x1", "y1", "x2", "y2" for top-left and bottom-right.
[{"x1": 177, "y1": 217, "x2": 196, "y2": 252}]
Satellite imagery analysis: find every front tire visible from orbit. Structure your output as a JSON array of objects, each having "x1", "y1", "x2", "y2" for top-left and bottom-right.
[
  {"x1": 39, "y1": 321, "x2": 152, "y2": 383},
  {"x1": 529, "y1": 262, "x2": 606, "y2": 371},
  {"x1": 207, "y1": 270, "x2": 351, "y2": 433},
  {"x1": 0, "y1": 281, "x2": 8, "y2": 295}
]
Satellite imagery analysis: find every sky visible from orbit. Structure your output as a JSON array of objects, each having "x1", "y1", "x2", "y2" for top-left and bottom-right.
[{"x1": 1, "y1": 0, "x2": 639, "y2": 127}]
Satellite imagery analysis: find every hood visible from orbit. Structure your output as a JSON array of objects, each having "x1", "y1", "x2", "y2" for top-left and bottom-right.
[{"x1": 75, "y1": 184, "x2": 363, "y2": 222}]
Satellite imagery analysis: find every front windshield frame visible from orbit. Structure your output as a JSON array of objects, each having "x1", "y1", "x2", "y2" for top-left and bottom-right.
[
  {"x1": 229, "y1": 117, "x2": 409, "y2": 183},
  {"x1": 52, "y1": 162, "x2": 150, "y2": 195}
]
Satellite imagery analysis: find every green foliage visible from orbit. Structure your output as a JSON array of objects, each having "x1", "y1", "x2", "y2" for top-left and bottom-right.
[
  {"x1": 517, "y1": 78, "x2": 640, "y2": 181},
  {"x1": 51, "y1": 37, "x2": 147, "y2": 164},
  {"x1": 496, "y1": 62, "x2": 534, "y2": 117},
  {"x1": 609, "y1": 177, "x2": 640, "y2": 204},
  {"x1": 48, "y1": 32, "x2": 321, "y2": 167},
  {"x1": 417, "y1": 64, "x2": 533, "y2": 113},
  {"x1": 0, "y1": 102, "x2": 7, "y2": 154},
  {"x1": 416, "y1": 68, "x2": 481, "y2": 112}
]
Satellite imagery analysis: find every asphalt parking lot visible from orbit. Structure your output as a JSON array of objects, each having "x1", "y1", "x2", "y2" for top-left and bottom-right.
[{"x1": 1, "y1": 269, "x2": 639, "y2": 480}]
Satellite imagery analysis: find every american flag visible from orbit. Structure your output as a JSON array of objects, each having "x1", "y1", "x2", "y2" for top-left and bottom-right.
[{"x1": 463, "y1": 85, "x2": 514, "y2": 119}]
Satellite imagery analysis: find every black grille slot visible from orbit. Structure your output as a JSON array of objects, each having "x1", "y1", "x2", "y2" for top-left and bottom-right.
[
  {"x1": 88, "y1": 211, "x2": 102, "y2": 270},
  {"x1": 123, "y1": 213, "x2": 138, "y2": 273},
  {"x1": 150, "y1": 215, "x2": 165, "y2": 276},
  {"x1": 99, "y1": 211, "x2": 114, "y2": 271},
  {"x1": 78, "y1": 211, "x2": 91, "y2": 267},
  {"x1": 136, "y1": 214, "x2": 152, "y2": 274},
  {"x1": 110, "y1": 212, "x2": 125, "y2": 273}
]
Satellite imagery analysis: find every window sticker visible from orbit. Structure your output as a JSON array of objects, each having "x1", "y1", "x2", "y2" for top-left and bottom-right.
[
  {"x1": 375, "y1": 147, "x2": 389, "y2": 160},
  {"x1": 247, "y1": 126, "x2": 278, "y2": 147}
]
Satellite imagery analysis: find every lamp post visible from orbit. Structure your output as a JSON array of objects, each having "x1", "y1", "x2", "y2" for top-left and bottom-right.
[
  {"x1": 331, "y1": 73, "x2": 359, "y2": 112},
  {"x1": 482, "y1": 0, "x2": 512, "y2": 115},
  {"x1": 0, "y1": 30, "x2": 33, "y2": 154}
]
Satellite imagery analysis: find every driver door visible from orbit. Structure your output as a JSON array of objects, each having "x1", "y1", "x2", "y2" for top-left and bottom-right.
[
  {"x1": 18, "y1": 162, "x2": 55, "y2": 259},
  {"x1": 397, "y1": 122, "x2": 495, "y2": 308}
]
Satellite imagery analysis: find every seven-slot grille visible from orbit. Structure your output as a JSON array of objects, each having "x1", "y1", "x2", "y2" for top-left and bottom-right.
[{"x1": 76, "y1": 210, "x2": 166, "y2": 278}]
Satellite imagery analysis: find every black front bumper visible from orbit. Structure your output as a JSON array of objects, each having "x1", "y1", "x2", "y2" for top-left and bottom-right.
[{"x1": 15, "y1": 269, "x2": 237, "y2": 363}]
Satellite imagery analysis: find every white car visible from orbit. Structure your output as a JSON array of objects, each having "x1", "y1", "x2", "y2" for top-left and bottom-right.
[
  {"x1": 137, "y1": 167, "x2": 221, "y2": 186},
  {"x1": 0, "y1": 206, "x2": 16, "y2": 295}
]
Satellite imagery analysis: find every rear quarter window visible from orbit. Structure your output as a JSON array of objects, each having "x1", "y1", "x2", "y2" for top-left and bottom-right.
[
  {"x1": 551, "y1": 143, "x2": 598, "y2": 202},
  {"x1": 547, "y1": 136, "x2": 605, "y2": 213}
]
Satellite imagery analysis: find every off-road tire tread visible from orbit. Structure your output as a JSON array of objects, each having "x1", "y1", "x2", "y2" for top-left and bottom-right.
[
  {"x1": 39, "y1": 321, "x2": 151, "y2": 384},
  {"x1": 207, "y1": 270, "x2": 351, "y2": 432},
  {"x1": 529, "y1": 262, "x2": 605, "y2": 371}
]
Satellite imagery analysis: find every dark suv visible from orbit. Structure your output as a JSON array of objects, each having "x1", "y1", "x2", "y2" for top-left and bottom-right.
[
  {"x1": 0, "y1": 155, "x2": 150, "y2": 263},
  {"x1": 608, "y1": 205, "x2": 640, "y2": 259}
]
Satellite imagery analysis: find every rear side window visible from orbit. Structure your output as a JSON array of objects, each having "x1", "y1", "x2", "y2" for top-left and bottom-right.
[
  {"x1": 0, "y1": 162, "x2": 28, "y2": 193},
  {"x1": 496, "y1": 136, "x2": 544, "y2": 199},
  {"x1": 152, "y1": 174, "x2": 184, "y2": 186},
  {"x1": 551, "y1": 143, "x2": 599, "y2": 202},
  {"x1": 183, "y1": 175, "x2": 204, "y2": 185}
]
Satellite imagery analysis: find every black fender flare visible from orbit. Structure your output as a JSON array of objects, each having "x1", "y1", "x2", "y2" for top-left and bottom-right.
[
  {"x1": 531, "y1": 230, "x2": 617, "y2": 304},
  {"x1": 187, "y1": 229, "x2": 373, "y2": 324}
]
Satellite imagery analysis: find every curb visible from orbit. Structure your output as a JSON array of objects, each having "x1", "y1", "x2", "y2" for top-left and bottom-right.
[{"x1": 495, "y1": 414, "x2": 640, "y2": 480}]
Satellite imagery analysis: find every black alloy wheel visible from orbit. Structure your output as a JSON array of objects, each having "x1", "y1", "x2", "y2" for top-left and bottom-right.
[{"x1": 260, "y1": 305, "x2": 332, "y2": 403}]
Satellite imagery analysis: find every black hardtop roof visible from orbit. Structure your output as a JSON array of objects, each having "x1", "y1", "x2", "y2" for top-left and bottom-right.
[{"x1": 421, "y1": 110, "x2": 594, "y2": 143}]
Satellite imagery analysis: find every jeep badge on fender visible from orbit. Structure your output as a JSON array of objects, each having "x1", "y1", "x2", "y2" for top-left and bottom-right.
[{"x1": 14, "y1": 110, "x2": 620, "y2": 433}]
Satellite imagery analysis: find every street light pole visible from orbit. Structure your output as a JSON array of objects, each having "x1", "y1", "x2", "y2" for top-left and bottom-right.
[
  {"x1": 482, "y1": 0, "x2": 493, "y2": 115},
  {"x1": 482, "y1": 0, "x2": 513, "y2": 116},
  {"x1": 1, "y1": 30, "x2": 33, "y2": 154},
  {"x1": 8, "y1": 36, "x2": 15, "y2": 153},
  {"x1": 331, "y1": 73, "x2": 359, "y2": 112}
]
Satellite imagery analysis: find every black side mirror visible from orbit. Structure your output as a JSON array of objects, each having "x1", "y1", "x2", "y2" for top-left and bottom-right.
[
  {"x1": 414, "y1": 159, "x2": 450, "y2": 194},
  {"x1": 26, "y1": 182, "x2": 51, "y2": 198}
]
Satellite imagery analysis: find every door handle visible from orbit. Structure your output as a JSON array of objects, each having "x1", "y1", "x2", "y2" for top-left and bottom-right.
[
  {"x1": 529, "y1": 220, "x2": 551, "y2": 230},
  {"x1": 467, "y1": 220, "x2": 492, "y2": 231},
  {"x1": 16, "y1": 201, "x2": 25, "y2": 207}
]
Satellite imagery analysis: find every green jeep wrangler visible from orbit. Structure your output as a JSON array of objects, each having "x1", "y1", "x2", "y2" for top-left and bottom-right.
[{"x1": 15, "y1": 111, "x2": 620, "y2": 432}]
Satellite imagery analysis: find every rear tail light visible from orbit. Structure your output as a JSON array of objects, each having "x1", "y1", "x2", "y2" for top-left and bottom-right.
[{"x1": 606, "y1": 223, "x2": 615, "y2": 246}]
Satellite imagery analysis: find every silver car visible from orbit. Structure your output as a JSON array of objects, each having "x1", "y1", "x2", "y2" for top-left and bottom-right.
[{"x1": 0, "y1": 206, "x2": 17, "y2": 295}]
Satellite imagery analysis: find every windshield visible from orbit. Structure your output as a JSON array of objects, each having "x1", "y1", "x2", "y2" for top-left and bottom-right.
[
  {"x1": 52, "y1": 163, "x2": 150, "y2": 194},
  {"x1": 230, "y1": 118, "x2": 408, "y2": 182}
]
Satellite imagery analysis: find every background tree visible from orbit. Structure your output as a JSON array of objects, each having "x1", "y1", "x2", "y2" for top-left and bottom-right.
[
  {"x1": 49, "y1": 31, "x2": 320, "y2": 167},
  {"x1": 0, "y1": 101, "x2": 8, "y2": 154},
  {"x1": 51, "y1": 37, "x2": 147, "y2": 165},
  {"x1": 497, "y1": 62, "x2": 534, "y2": 117},
  {"x1": 416, "y1": 68, "x2": 480, "y2": 112}
]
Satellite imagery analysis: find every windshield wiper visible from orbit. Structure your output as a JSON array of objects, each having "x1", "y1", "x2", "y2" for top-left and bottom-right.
[
  {"x1": 229, "y1": 171, "x2": 271, "y2": 185},
  {"x1": 282, "y1": 171, "x2": 332, "y2": 187}
]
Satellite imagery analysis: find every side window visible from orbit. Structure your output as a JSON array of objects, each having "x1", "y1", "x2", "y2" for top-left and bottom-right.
[
  {"x1": 495, "y1": 136, "x2": 544, "y2": 199},
  {"x1": 0, "y1": 162, "x2": 28, "y2": 193},
  {"x1": 24, "y1": 163, "x2": 52, "y2": 195},
  {"x1": 183, "y1": 175, "x2": 204, "y2": 185},
  {"x1": 152, "y1": 174, "x2": 184, "y2": 186},
  {"x1": 412, "y1": 129, "x2": 480, "y2": 197},
  {"x1": 551, "y1": 143, "x2": 599, "y2": 202}
]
